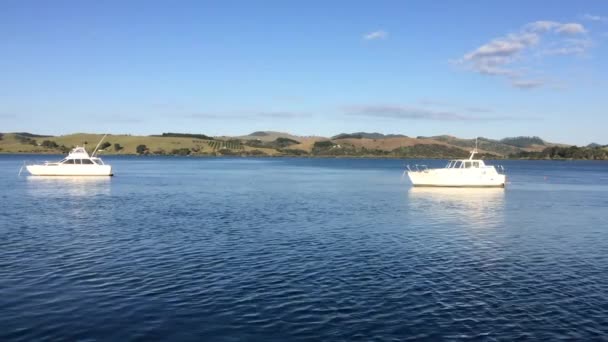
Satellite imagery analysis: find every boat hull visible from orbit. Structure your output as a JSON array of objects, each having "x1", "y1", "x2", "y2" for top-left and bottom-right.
[
  {"x1": 26, "y1": 165, "x2": 113, "y2": 176},
  {"x1": 407, "y1": 170, "x2": 506, "y2": 188}
]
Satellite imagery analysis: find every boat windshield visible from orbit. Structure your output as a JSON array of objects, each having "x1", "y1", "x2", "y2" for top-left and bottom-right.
[
  {"x1": 446, "y1": 160, "x2": 482, "y2": 168},
  {"x1": 59, "y1": 158, "x2": 102, "y2": 165},
  {"x1": 446, "y1": 161, "x2": 463, "y2": 168}
]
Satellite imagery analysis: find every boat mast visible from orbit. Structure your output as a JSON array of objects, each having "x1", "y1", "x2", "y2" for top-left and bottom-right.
[
  {"x1": 469, "y1": 137, "x2": 478, "y2": 160},
  {"x1": 91, "y1": 134, "x2": 108, "y2": 157}
]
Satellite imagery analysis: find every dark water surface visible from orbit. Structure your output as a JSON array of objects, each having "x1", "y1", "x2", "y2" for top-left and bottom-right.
[{"x1": 2, "y1": 155, "x2": 608, "y2": 341}]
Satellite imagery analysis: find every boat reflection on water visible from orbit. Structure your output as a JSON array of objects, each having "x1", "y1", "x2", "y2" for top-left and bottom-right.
[
  {"x1": 407, "y1": 187, "x2": 505, "y2": 228},
  {"x1": 26, "y1": 176, "x2": 111, "y2": 198}
]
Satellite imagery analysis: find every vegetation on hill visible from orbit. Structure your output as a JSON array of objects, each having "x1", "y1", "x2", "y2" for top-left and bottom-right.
[
  {"x1": 41, "y1": 140, "x2": 59, "y2": 148},
  {"x1": 332, "y1": 132, "x2": 408, "y2": 139},
  {"x1": 510, "y1": 146, "x2": 608, "y2": 160},
  {"x1": 245, "y1": 137, "x2": 300, "y2": 149},
  {"x1": 208, "y1": 140, "x2": 244, "y2": 150},
  {"x1": 392, "y1": 144, "x2": 475, "y2": 158},
  {"x1": 135, "y1": 144, "x2": 148, "y2": 154},
  {"x1": 500, "y1": 136, "x2": 545, "y2": 148},
  {"x1": 171, "y1": 148, "x2": 191, "y2": 156},
  {"x1": 157, "y1": 132, "x2": 214, "y2": 140},
  {"x1": 427, "y1": 135, "x2": 551, "y2": 155},
  {"x1": 14, "y1": 132, "x2": 53, "y2": 138}
]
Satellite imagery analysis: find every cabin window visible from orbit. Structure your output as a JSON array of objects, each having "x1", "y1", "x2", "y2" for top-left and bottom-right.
[
  {"x1": 454, "y1": 161, "x2": 462, "y2": 168},
  {"x1": 472, "y1": 162, "x2": 479, "y2": 168},
  {"x1": 64, "y1": 159, "x2": 75, "y2": 164},
  {"x1": 81, "y1": 159, "x2": 94, "y2": 164}
]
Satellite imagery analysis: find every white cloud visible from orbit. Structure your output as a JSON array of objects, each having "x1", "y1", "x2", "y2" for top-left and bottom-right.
[
  {"x1": 363, "y1": 30, "x2": 388, "y2": 41},
  {"x1": 581, "y1": 14, "x2": 607, "y2": 22},
  {"x1": 526, "y1": 21, "x2": 587, "y2": 34},
  {"x1": 526, "y1": 21, "x2": 561, "y2": 32},
  {"x1": 464, "y1": 33, "x2": 539, "y2": 60},
  {"x1": 555, "y1": 23, "x2": 587, "y2": 35},
  {"x1": 456, "y1": 20, "x2": 591, "y2": 89}
]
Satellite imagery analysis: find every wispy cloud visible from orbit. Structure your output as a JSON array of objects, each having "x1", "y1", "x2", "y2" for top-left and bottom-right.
[
  {"x1": 417, "y1": 99, "x2": 494, "y2": 113},
  {"x1": 256, "y1": 111, "x2": 310, "y2": 119},
  {"x1": 418, "y1": 99, "x2": 452, "y2": 106},
  {"x1": 542, "y1": 38, "x2": 593, "y2": 55},
  {"x1": 511, "y1": 79, "x2": 545, "y2": 89},
  {"x1": 465, "y1": 106, "x2": 494, "y2": 113},
  {"x1": 455, "y1": 20, "x2": 592, "y2": 89},
  {"x1": 363, "y1": 30, "x2": 388, "y2": 41},
  {"x1": 581, "y1": 13, "x2": 607, "y2": 22},
  {"x1": 343, "y1": 105, "x2": 516, "y2": 121},
  {"x1": 186, "y1": 111, "x2": 310, "y2": 120}
]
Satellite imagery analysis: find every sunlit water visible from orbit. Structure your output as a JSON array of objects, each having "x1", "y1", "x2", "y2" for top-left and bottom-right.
[{"x1": 2, "y1": 155, "x2": 608, "y2": 340}]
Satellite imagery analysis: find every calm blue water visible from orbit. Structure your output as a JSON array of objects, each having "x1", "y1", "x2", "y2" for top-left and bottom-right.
[{"x1": 2, "y1": 155, "x2": 608, "y2": 341}]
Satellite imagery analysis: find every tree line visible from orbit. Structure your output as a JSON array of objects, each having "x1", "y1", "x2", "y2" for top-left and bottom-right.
[{"x1": 510, "y1": 146, "x2": 608, "y2": 160}]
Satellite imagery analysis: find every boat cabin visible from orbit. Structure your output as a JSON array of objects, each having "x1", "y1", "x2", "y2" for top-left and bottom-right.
[
  {"x1": 58, "y1": 158, "x2": 105, "y2": 165},
  {"x1": 445, "y1": 159, "x2": 487, "y2": 169},
  {"x1": 56, "y1": 146, "x2": 106, "y2": 165}
]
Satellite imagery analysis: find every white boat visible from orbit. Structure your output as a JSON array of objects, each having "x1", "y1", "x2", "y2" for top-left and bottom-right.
[
  {"x1": 406, "y1": 148, "x2": 506, "y2": 188},
  {"x1": 24, "y1": 136, "x2": 113, "y2": 176}
]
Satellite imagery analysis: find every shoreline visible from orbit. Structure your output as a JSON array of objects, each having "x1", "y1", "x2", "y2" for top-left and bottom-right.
[{"x1": 1, "y1": 152, "x2": 605, "y2": 161}]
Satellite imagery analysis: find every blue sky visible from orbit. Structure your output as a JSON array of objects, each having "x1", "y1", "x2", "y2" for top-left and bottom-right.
[{"x1": 1, "y1": 0, "x2": 607, "y2": 144}]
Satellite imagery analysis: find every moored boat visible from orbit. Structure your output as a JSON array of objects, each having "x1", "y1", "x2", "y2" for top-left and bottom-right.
[
  {"x1": 406, "y1": 147, "x2": 505, "y2": 188},
  {"x1": 24, "y1": 136, "x2": 113, "y2": 176}
]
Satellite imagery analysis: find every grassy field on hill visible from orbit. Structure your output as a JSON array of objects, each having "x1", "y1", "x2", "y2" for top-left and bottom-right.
[{"x1": 0, "y1": 133, "x2": 279, "y2": 156}]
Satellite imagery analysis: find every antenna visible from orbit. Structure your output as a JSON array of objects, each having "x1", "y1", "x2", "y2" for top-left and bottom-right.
[
  {"x1": 469, "y1": 137, "x2": 478, "y2": 160},
  {"x1": 92, "y1": 134, "x2": 108, "y2": 157}
]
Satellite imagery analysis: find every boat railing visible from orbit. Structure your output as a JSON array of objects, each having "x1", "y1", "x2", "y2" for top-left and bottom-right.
[{"x1": 406, "y1": 164, "x2": 429, "y2": 172}]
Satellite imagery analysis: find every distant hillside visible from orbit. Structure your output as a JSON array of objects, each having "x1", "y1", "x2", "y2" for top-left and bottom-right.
[
  {"x1": 587, "y1": 143, "x2": 605, "y2": 148},
  {"x1": 1, "y1": 131, "x2": 598, "y2": 159},
  {"x1": 249, "y1": 131, "x2": 271, "y2": 137},
  {"x1": 500, "y1": 136, "x2": 545, "y2": 148},
  {"x1": 235, "y1": 131, "x2": 305, "y2": 142}
]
